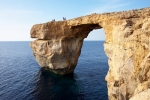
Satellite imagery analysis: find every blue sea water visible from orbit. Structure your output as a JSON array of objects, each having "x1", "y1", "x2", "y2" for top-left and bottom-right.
[{"x1": 0, "y1": 41, "x2": 108, "y2": 100}]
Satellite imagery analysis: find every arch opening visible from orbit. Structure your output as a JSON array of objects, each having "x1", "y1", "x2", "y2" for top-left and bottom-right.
[{"x1": 74, "y1": 28, "x2": 108, "y2": 99}]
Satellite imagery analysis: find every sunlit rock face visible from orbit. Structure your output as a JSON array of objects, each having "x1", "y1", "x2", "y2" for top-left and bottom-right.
[
  {"x1": 30, "y1": 7, "x2": 150, "y2": 100},
  {"x1": 30, "y1": 39, "x2": 83, "y2": 75},
  {"x1": 30, "y1": 21, "x2": 100, "y2": 75}
]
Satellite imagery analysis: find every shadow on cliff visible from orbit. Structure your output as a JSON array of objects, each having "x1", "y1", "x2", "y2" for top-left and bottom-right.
[{"x1": 31, "y1": 68, "x2": 85, "y2": 100}]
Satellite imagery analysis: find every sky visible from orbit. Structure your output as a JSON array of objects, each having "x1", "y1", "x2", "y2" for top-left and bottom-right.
[{"x1": 0, "y1": 0, "x2": 150, "y2": 41}]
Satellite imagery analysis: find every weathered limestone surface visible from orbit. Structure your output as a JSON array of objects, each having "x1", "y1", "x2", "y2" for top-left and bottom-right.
[
  {"x1": 30, "y1": 21, "x2": 100, "y2": 75},
  {"x1": 30, "y1": 39, "x2": 84, "y2": 75},
  {"x1": 30, "y1": 7, "x2": 150, "y2": 100}
]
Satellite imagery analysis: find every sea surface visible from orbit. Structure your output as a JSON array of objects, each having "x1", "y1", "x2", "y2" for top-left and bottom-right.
[{"x1": 0, "y1": 41, "x2": 108, "y2": 100}]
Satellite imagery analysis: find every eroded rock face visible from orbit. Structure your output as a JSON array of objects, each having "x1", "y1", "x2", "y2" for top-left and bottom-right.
[
  {"x1": 30, "y1": 7, "x2": 150, "y2": 100},
  {"x1": 30, "y1": 38, "x2": 83, "y2": 75},
  {"x1": 30, "y1": 21, "x2": 100, "y2": 75}
]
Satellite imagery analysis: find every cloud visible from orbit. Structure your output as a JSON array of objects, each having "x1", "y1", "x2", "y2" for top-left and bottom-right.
[
  {"x1": 0, "y1": 8, "x2": 41, "y2": 17},
  {"x1": 109, "y1": 2, "x2": 131, "y2": 9},
  {"x1": 87, "y1": 1, "x2": 131, "y2": 14}
]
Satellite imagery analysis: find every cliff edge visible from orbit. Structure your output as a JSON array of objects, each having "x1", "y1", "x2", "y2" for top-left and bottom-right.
[{"x1": 30, "y1": 7, "x2": 150, "y2": 100}]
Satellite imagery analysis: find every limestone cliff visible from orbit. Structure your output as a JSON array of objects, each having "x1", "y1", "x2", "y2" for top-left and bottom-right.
[{"x1": 30, "y1": 7, "x2": 150, "y2": 100}]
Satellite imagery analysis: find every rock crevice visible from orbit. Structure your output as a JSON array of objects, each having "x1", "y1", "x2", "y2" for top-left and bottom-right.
[{"x1": 30, "y1": 7, "x2": 150, "y2": 100}]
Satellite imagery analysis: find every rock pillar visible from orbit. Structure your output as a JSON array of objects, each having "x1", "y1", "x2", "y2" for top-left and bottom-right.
[
  {"x1": 30, "y1": 21, "x2": 99, "y2": 75},
  {"x1": 30, "y1": 38, "x2": 83, "y2": 75}
]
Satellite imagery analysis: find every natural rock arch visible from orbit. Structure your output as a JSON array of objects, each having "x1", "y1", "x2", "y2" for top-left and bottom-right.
[{"x1": 30, "y1": 7, "x2": 150, "y2": 100}]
